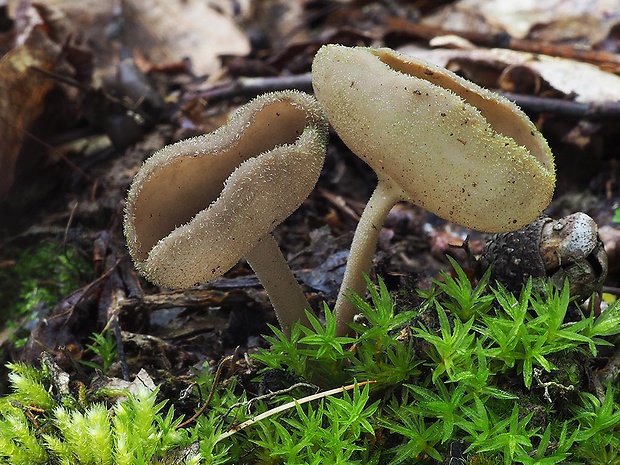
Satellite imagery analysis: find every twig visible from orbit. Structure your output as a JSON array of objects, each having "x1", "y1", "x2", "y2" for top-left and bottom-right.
[
  {"x1": 384, "y1": 19, "x2": 620, "y2": 73},
  {"x1": 218, "y1": 382, "x2": 320, "y2": 431},
  {"x1": 40, "y1": 352, "x2": 71, "y2": 397},
  {"x1": 318, "y1": 188, "x2": 362, "y2": 222},
  {"x1": 111, "y1": 310, "x2": 129, "y2": 381},
  {"x1": 215, "y1": 380, "x2": 375, "y2": 443},
  {"x1": 191, "y1": 73, "x2": 620, "y2": 120},
  {"x1": 195, "y1": 73, "x2": 313, "y2": 104},
  {"x1": 0, "y1": 112, "x2": 95, "y2": 185},
  {"x1": 533, "y1": 368, "x2": 574, "y2": 404},
  {"x1": 602, "y1": 286, "x2": 620, "y2": 297},
  {"x1": 176, "y1": 349, "x2": 240, "y2": 429},
  {"x1": 501, "y1": 93, "x2": 620, "y2": 120},
  {"x1": 602, "y1": 344, "x2": 620, "y2": 385}
]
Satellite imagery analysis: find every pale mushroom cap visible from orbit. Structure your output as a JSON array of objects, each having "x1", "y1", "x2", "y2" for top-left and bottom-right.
[
  {"x1": 312, "y1": 45, "x2": 556, "y2": 233},
  {"x1": 124, "y1": 90, "x2": 328, "y2": 288}
]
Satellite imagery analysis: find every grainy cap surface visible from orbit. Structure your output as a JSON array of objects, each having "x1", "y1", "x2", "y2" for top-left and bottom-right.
[
  {"x1": 124, "y1": 90, "x2": 328, "y2": 288},
  {"x1": 312, "y1": 45, "x2": 556, "y2": 233}
]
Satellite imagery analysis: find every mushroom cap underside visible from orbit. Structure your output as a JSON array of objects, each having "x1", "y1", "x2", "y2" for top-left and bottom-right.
[{"x1": 124, "y1": 90, "x2": 328, "y2": 288}]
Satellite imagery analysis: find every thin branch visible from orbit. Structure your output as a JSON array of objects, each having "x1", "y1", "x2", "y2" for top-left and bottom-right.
[
  {"x1": 215, "y1": 380, "x2": 375, "y2": 443},
  {"x1": 384, "y1": 18, "x2": 620, "y2": 72},
  {"x1": 191, "y1": 73, "x2": 620, "y2": 120},
  {"x1": 216, "y1": 382, "x2": 320, "y2": 433},
  {"x1": 501, "y1": 93, "x2": 620, "y2": 120},
  {"x1": 176, "y1": 349, "x2": 240, "y2": 429},
  {"x1": 196, "y1": 73, "x2": 313, "y2": 104}
]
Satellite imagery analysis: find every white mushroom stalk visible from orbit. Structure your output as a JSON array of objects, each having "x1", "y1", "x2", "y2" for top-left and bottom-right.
[
  {"x1": 124, "y1": 90, "x2": 328, "y2": 336},
  {"x1": 311, "y1": 45, "x2": 556, "y2": 336}
]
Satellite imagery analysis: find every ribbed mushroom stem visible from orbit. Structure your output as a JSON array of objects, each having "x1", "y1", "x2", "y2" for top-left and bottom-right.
[
  {"x1": 246, "y1": 234, "x2": 312, "y2": 336},
  {"x1": 334, "y1": 180, "x2": 403, "y2": 336}
]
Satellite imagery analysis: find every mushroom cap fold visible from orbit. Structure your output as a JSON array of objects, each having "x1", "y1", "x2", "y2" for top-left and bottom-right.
[
  {"x1": 312, "y1": 44, "x2": 556, "y2": 233},
  {"x1": 124, "y1": 90, "x2": 328, "y2": 288}
]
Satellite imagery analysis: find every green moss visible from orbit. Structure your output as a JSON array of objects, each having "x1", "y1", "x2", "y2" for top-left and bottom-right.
[
  {"x1": 2, "y1": 264, "x2": 620, "y2": 464},
  {"x1": 0, "y1": 241, "x2": 91, "y2": 338}
]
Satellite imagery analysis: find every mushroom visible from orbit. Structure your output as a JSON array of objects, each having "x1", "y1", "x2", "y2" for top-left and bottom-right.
[
  {"x1": 124, "y1": 90, "x2": 328, "y2": 336},
  {"x1": 311, "y1": 45, "x2": 556, "y2": 335}
]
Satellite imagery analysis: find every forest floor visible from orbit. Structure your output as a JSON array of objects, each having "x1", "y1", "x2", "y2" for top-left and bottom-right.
[{"x1": 1, "y1": 0, "x2": 619, "y2": 398}]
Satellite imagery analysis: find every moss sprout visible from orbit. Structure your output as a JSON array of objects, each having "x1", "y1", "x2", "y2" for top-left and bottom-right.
[{"x1": 2, "y1": 266, "x2": 620, "y2": 464}]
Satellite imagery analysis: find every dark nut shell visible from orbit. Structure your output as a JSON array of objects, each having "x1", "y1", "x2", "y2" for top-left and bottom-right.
[
  {"x1": 479, "y1": 213, "x2": 608, "y2": 300},
  {"x1": 478, "y1": 215, "x2": 549, "y2": 294}
]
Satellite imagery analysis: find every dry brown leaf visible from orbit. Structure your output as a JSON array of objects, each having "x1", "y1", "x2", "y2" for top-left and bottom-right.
[
  {"x1": 209, "y1": 0, "x2": 308, "y2": 46},
  {"x1": 423, "y1": 0, "x2": 620, "y2": 46},
  {"x1": 8, "y1": 0, "x2": 123, "y2": 74},
  {"x1": 497, "y1": 50, "x2": 620, "y2": 102},
  {"x1": 12, "y1": 0, "x2": 251, "y2": 76},
  {"x1": 0, "y1": 11, "x2": 70, "y2": 198},
  {"x1": 599, "y1": 225, "x2": 620, "y2": 270},
  {"x1": 399, "y1": 46, "x2": 620, "y2": 103},
  {"x1": 122, "y1": 0, "x2": 250, "y2": 77}
]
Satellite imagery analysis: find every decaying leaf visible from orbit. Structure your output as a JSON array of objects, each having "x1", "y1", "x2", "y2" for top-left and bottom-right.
[
  {"x1": 0, "y1": 7, "x2": 73, "y2": 199},
  {"x1": 423, "y1": 0, "x2": 620, "y2": 46},
  {"x1": 209, "y1": 0, "x2": 309, "y2": 48},
  {"x1": 121, "y1": 0, "x2": 250, "y2": 77},
  {"x1": 400, "y1": 46, "x2": 620, "y2": 103},
  {"x1": 497, "y1": 50, "x2": 620, "y2": 103},
  {"x1": 89, "y1": 368, "x2": 157, "y2": 399},
  {"x1": 7, "y1": 0, "x2": 123, "y2": 76}
]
